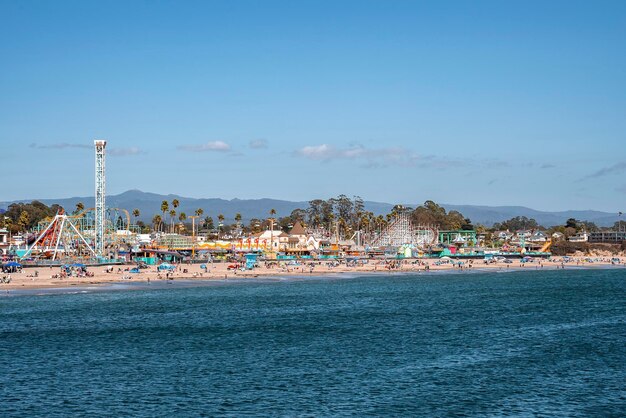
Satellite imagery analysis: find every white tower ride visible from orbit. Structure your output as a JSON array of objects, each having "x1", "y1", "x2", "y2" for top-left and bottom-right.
[{"x1": 94, "y1": 140, "x2": 107, "y2": 257}]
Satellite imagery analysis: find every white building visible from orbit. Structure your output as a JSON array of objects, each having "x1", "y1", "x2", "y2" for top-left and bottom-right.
[
  {"x1": 0, "y1": 228, "x2": 9, "y2": 255},
  {"x1": 568, "y1": 232, "x2": 589, "y2": 243}
]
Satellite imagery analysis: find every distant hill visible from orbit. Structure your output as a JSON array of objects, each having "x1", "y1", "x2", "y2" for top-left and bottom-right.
[
  {"x1": 441, "y1": 204, "x2": 620, "y2": 228},
  {"x1": 0, "y1": 189, "x2": 621, "y2": 227}
]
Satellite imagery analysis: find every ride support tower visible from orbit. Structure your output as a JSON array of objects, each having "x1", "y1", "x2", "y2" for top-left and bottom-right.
[{"x1": 94, "y1": 140, "x2": 107, "y2": 257}]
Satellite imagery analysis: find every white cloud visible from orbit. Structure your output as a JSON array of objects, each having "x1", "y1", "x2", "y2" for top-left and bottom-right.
[
  {"x1": 585, "y1": 161, "x2": 626, "y2": 179},
  {"x1": 249, "y1": 139, "x2": 268, "y2": 149},
  {"x1": 295, "y1": 143, "x2": 432, "y2": 167},
  {"x1": 109, "y1": 147, "x2": 144, "y2": 157},
  {"x1": 30, "y1": 142, "x2": 91, "y2": 149},
  {"x1": 297, "y1": 144, "x2": 336, "y2": 159},
  {"x1": 178, "y1": 141, "x2": 232, "y2": 152},
  {"x1": 293, "y1": 143, "x2": 498, "y2": 170}
]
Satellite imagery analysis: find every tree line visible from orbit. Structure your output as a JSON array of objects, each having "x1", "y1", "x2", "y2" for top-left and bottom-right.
[{"x1": 1, "y1": 198, "x2": 623, "y2": 242}]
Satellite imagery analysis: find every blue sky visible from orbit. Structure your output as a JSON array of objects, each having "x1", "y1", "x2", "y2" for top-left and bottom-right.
[{"x1": 1, "y1": 0, "x2": 625, "y2": 212}]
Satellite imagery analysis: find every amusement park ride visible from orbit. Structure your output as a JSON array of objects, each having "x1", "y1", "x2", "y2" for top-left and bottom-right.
[
  {"x1": 371, "y1": 211, "x2": 438, "y2": 249},
  {"x1": 20, "y1": 140, "x2": 135, "y2": 262}
]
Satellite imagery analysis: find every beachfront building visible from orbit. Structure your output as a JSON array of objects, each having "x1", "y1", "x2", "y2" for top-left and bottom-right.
[
  {"x1": 568, "y1": 232, "x2": 589, "y2": 243},
  {"x1": 588, "y1": 231, "x2": 626, "y2": 244},
  {"x1": 284, "y1": 222, "x2": 322, "y2": 254},
  {"x1": 0, "y1": 228, "x2": 9, "y2": 255},
  {"x1": 255, "y1": 229, "x2": 289, "y2": 252},
  {"x1": 157, "y1": 233, "x2": 194, "y2": 249}
]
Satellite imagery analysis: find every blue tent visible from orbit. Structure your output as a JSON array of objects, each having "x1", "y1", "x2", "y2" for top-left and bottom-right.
[
  {"x1": 5, "y1": 261, "x2": 22, "y2": 268},
  {"x1": 71, "y1": 263, "x2": 86, "y2": 268},
  {"x1": 157, "y1": 263, "x2": 175, "y2": 271}
]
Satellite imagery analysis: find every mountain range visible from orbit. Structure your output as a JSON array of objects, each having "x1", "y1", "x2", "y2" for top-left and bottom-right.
[{"x1": 0, "y1": 189, "x2": 621, "y2": 227}]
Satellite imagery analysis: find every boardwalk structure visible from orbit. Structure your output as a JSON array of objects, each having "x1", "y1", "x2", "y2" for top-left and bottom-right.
[{"x1": 370, "y1": 211, "x2": 438, "y2": 248}]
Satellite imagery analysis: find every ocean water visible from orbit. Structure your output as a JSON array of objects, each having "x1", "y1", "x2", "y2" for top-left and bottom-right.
[{"x1": 1, "y1": 269, "x2": 625, "y2": 416}]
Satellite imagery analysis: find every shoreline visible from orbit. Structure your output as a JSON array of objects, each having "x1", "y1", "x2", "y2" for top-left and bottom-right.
[{"x1": 2, "y1": 256, "x2": 624, "y2": 295}]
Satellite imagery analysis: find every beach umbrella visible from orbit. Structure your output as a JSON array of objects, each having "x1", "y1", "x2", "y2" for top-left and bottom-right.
[
  {"x1": 439, "y1": 256, "x2": 452, "y2": 261},
  {"x1": 5, "y1": 261, "x2": 22, "y2": 268}
]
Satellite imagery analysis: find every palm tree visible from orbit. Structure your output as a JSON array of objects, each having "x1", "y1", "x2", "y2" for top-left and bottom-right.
[
  {"x1": 171, "y1": 199, "x2": 180, "y2": 232},
  {"x1": 328, "y1": 213, "x2": 335, "y2": 238},
  {"x1": 178, "y1": 212, "x2": 187, "y2": 233},
  {"x1": 193, "y1": 209, "x2": 204, "y2": 237},
  {"x1": 132, "y1": 209, "x2": 140, "y2": 223},
  {"x1": 234, "y1": 213, "x2": 243, "y2": 237},
  {"x1": 217, "y1": 214, "x2": 225, "y2": 239},
  {"x1": 160, "y1": 201, "x2": 169, "y2": 232},
  {"x1": 152, "y1": 214, "x2": 162, "y2": 232},
  {"x1": 376, "y1": 215, "x2": 386, "y2": 234},
  {"x1": 268, "y1": 208, "x2": 277, "y2": 250},
  {"x1": 169, "y1": 209, "x2": 176, "y2": 233}
]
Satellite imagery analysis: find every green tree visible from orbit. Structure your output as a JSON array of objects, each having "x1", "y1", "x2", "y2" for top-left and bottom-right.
[
  {"x1": 169, "y1": 209, "x2": 176, "y2": 233},
  {"x1": 494, "y1": 216, "x2": 539, "y2": 231},
  {"x1": 4, "y1": 201, "x2": 59, "y2": 232},
  {"x1": 18, "y1": 210, "x2": 30, "y2": 232},
  {"x1": 75, "y1": 201, "x2": 85, "y2": 215},
  {"x1": 152, "y1": 214, "x2": 162, "y2": 232},
  {"x1": 178, "y1": 212, "x2": 187, "y2": 233},
  {"x1": 171, "y1": 199, "x2": 180, "y2": 232},
  {"x1": 249, "y1": 218, "x2": 262, "y2": 233},
  {"x1": 160, "y1": 201, "x2": 169, "y2": 232},
  {"x1": 195, "y1": 208, "x2": 204, "y2": 217},
  {"x1": 132, "y1": 209, "x2": 140, "y2": 222},
  {"x1": 4, "y1": 217, "x2": 13, "y2": 234}
]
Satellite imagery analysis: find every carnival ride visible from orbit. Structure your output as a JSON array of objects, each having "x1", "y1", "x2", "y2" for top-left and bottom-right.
[
  {"x1": 21, "y1": 207, "x2": 138, "y2": 261},
  {"x1": 370, "y1": 211, "x2": 438, "y2": 249}
]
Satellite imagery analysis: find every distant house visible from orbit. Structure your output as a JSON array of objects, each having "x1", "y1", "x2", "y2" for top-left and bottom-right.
[
  {"x1": 495, "y1": 231, "x2": 514, "y2": 241},
  {"x1": 528, "y1": 230, "x2": 547, "y2": 243},
  {"x1": 551, "y1": 232, "x2": 565, "y2": 241},
  {"x1": 568, "y1": 232, "x2": 588, "y2": 243}
]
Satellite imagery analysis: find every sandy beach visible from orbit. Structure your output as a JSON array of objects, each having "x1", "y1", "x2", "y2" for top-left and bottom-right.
[{"x1": 2, "y1": 256, "x2": 624, "y2": 291}]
